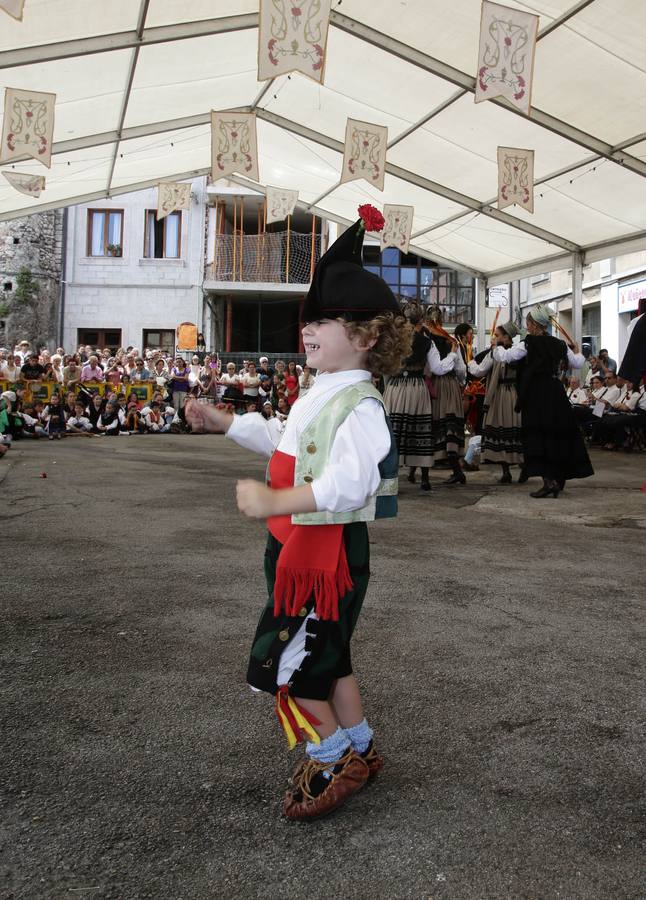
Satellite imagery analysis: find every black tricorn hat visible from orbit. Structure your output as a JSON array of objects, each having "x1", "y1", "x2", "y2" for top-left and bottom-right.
[{"x1": 302, "y1": 211, "x2": 401, "y2": 323}]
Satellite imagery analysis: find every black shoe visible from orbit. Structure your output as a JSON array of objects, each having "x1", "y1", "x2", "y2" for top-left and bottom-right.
[
  {"x1": 517, "y1": 468, "x2": 529, "y2": 484},
  {"x1": 497, "y1": 472, "x2": 512, "y2": 484},
  {"x1": 407, "y1": 472, "x2": 416, "y2": 484},
  {"x1": 445, "y1": 472, "x2": 466, "y2": 485},
  {"x1": 530, "y1": 481, "x2": 559, "y2": 499},
  {"x1": 420, "y1": 480, "x2": 431, "y2": 492}
]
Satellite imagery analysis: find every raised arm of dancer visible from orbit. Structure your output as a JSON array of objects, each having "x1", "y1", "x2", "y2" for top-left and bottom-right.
[
  {"x1": 467, "y1": 351, "x2": 494, "y2": 378},
  {"x1": 566, "y1": 347, "x2": 585, "y2": 369},
  {"x1": 493, "y1": 342, "x2": 527, "y2": 363},
  {"x1": 427, "y1": 341, "x2": 459, "y2": 375}
]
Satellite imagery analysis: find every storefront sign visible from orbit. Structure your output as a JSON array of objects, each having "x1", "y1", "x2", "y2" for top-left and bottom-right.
[{"x1": 618, "y1": 278, "x2": 646, "y2": 313}]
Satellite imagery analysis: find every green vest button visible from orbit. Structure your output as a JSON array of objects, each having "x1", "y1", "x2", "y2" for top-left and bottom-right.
[
  {"x1": 278, "y1": 629, "x2": 290, "y2": 641},
  {"x1": 298, "y1": 607, "x2": 308, "y2": 617},
  {"x1": 306, "y1": 442, "x2": 317, "y2": 454},
  {"x1": 303, "y1": 475, "x2": 313, "y2": 483}
]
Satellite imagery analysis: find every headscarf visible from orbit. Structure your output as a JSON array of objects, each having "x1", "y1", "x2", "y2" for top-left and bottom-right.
[
  {"x1": 527, "y1": 304, "x2": 554, "y2": 328},
  {"x1": 500, "y1": 320, "x2": 519, "y2": 339}
]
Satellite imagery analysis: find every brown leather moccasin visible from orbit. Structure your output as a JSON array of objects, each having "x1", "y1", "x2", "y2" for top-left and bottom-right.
[
  {"x1": 290, "y1": 741, "x2": 384, "y2": 785},
  {"x1": 283, "y1": 750, "x2": 369, "y2": 821}
]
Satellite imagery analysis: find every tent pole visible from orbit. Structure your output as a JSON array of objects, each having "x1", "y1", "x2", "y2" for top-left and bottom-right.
[
  {"x1": 286, "y1": 214, "x2": 291, "y2": 284},
  {"x1": 572, "y1": 251, "x2": 583, "y2": 346}
]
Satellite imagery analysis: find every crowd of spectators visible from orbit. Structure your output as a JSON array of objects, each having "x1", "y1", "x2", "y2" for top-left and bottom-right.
[
  {"x1": 565, "y1": 351, "x2": 646, "y2": 451},
  {"x1": 0, "y1": 339, "x2": 316, "y2": 456}
]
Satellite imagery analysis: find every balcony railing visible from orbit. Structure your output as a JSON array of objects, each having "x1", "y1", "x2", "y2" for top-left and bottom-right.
[{"x1": 206, "y1": 231, "x2": 321, "y2": 285}]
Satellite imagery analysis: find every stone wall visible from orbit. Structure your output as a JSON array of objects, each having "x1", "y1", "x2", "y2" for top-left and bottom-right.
[{"x1": 0, "y1": 209, "x2": 64, "y2": 351}]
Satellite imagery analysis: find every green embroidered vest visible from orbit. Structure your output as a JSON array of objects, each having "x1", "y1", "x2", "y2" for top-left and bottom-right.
[{"x1": 290, "y1": 381, "x2": 399, "y2": 525}]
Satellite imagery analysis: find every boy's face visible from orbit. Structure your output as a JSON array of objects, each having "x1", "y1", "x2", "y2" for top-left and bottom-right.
[{"x1": 302, "y1": 319, "x2": 370, "y2": 373}]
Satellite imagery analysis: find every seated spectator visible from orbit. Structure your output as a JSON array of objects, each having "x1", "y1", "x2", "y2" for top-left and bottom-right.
[
  {"x1": 245, "y1": 399, "x2": 259, "y2": 414},
  {"x1": 0, "y1": 390, "x2": 19, "y2": 446},
  {"x1": 566, "y1": 376, "x2": 588, "y2": 406},
  {"x1": 261, "y1": 400, "x2": 275, "y2": 420},
  {"x1": 21, "y1": 352, "x2": 45, "y2": 380},
  {"x1": 144, "y1": 401, "x2": 170, "y2": 433},
  {"x1": 81, "y1": 355, "x2": 105, "y2": 382},
  {"x1": 87, "y1": 393, "x2": 106, "y2": 432},
  {"x1": 96, "y1": 398, "x2": 125, "y2": 435},
  {"x1": 276, "y1": 395, "x2": 290, "y2": 421},
  {"x1": 592, "y1": 380, "x2": 644, "y2": 448},
  {"x1": 42, "y1": 393, "x2": 66, "y2": 440},
  {"x1": 124, "y1": 393, "x2": 143, "y2": 432},
  {"x1": 18, "y1": 402, "x2": 46, "y2": 438},
  {"x1": 66, "y1": 401, "x2": 93, "y2": 434}
]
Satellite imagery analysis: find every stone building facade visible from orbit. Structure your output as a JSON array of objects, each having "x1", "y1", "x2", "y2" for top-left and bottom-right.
[{"x1": 0, "y1": 209, "x2": 64, "y2": 351}]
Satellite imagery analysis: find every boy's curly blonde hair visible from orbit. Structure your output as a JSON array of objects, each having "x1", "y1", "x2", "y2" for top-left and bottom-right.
[{"x1": 342, "y1": 314, "x2": 413, "y2": 376}]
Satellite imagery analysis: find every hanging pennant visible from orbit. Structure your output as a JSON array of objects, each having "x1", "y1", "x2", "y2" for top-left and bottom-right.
[
  {"x1": 1, "y1": 88, "x2": 56, "y2": 168},
  {"x1": 2, "y1": 171, "x2": 46, "y2": 198},
  {"x1": 211, "y1": 111, "x2": 259, "y2": 182},
  {"x1": 497, "y1": 146, "x2": 534, "y2": 213},
  {"x1": 381, "y1": 205, "x2": 414, "y2": 254},
  {"x1": 157, "y1": 182, "x2": 191, "y2": 220},
  {"x1": 0, "y1": 0, "x2": 24, "y2": 18},
  {"x1": 475, "y1": 1, "x2": 539, "y2": 115},
  {"x1": 340, "y1": 118, "x2": 387, "y2": 192},
  {"x1": 266, "y1": 186, "x2": 299, "y2": 224},
  {"x1": 258, "y1": 0, "x2": 331, "y2": 83}
]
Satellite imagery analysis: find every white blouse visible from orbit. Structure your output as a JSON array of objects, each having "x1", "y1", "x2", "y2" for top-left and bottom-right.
[
  {"x1": 493, "y1": 342, "x2": 585, "y2": 370},
  {"x1": 227, "y1": 369, "x2": 391, "y2": 514},
  {"x1": 427, "y1": 343, "x2": 466, "y2": 383}
]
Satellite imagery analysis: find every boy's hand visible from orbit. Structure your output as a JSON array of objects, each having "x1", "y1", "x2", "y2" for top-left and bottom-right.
[
  {"x1": 236, "y1": 480, "x2": 277, "y2": 518},
  {"x1": 185, "y1": 399, "x2": 234, "y2": 433}
]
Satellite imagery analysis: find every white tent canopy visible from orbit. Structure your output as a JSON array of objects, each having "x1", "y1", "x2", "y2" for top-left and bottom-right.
[{"x1": 1, "y1": 0, "x2": 646, "y2": 286}]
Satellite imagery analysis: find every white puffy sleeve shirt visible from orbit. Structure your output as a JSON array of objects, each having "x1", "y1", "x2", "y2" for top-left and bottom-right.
[
  {"x1": 494, "y1": 342, "x2": 585, "y2": 370},
  {"x1": 227, "y1": 384, "x2": 390, "y2": 514},
  {"x1": 467, "y1": 352, "x2": 494, "y2": 377}
]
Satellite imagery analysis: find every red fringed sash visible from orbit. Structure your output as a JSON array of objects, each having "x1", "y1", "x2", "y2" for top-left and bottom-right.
[{"x1": 267, "y1": 450, "x2": 353, "y2": 622}]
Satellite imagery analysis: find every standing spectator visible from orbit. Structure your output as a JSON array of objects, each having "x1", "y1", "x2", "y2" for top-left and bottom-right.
[
  {"x1": 196, "y1": 332, "x2": 207, "y2": 363},
  {"x1": 1, "y1": 354, "x2": 22, "y2": 382},
  {"x1": 81, "y1": 355, "x2": 105, "y2": 382},
  {"x1": 284, "y1": 360, "x2": 300, "y2": 407},
  {"x1": 598, "y1": 349, "x2": 617, "y2": 375},
  {"x1": 168, "y1": 357, "x2": 191, "y2": 412},
  {"x1": 241, "y1": 361, "x2": 261, "y2": 403},
  {"x1": 220, "y1": 362, "x2": 243, "y2": 406},
  {"x1": 42, "y1": 393, "x2": 67, "y2": 440},
  {"x1": 105, "y1": 359, "x2": 124, "y2": 388},
  {"x1": 188, "y1": 355, "x2": 202, "y2": 391},
  {"x1": 258, "y1": 356, "x2": 274, "y2": 381},
  {"x1": 63, "y1": 358, "x2": 81, "y2": 388},
  {"x1": 299, "y1": 364, "x2": 315, "y2": 398},
  {"x1": 16, "y1": 340, "x2": 31, "y2": 363},
  {"x1": 21, "y1": 352, "x2": 45, "y2": 381},
  {"x1": 131, "y1": 358, "x2": 151, "y2": 381},
  {"x1": 50, "y1": 355, "x2": 65, "y2": 383}
]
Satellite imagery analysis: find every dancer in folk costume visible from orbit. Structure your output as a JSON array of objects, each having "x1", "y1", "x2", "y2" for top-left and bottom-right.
[
  {"x1": 383, "y1": 302, "x2": 434, "y2": 491},
  {"x1": 186, "y1": 205, "x2": 411, "y2": 820},
  {"x1": 493, "y1": 304, "x2": 593, "y2": 498},
  {"x1": 424, "y1": 306, "x2": 467, "y2": 483},
  {"x1": 467, "y1": 320, "x2": 524, "y2": 483}
]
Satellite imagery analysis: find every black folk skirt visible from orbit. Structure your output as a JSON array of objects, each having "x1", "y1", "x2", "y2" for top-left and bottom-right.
[
  {"x1": 247, "y1": 523, "x2": 371, "y2": 701},
  {"x1": 520, "y1": 375, "x2": 594, "y2": 482},
  {"x1": 384, "y1": 372, "x2": 433, "y2": 467}
]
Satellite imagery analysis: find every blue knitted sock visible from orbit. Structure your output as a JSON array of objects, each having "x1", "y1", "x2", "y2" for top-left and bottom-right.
[
  {"x1": 344, "y1": 718, "x2": 373, "y2": 754},
  {"x1": 306, "y1": 727, "x2": 351, "y2": 778}
]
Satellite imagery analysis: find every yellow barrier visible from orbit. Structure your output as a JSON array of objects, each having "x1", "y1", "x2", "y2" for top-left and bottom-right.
[{"x1": 0, "y1": 379, "x2": 155, "y2": 404}]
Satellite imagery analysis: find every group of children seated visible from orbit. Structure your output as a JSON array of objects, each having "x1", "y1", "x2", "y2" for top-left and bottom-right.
[{"x1": 0, "y1": 387, "x2": 179, "y2": 448}]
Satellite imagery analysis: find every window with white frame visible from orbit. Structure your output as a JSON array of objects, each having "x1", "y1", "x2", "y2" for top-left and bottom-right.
[
  {"x1": 144, "y1": 210, "x2": 182, "y2": 259},
  {"x1": 87, "y1": 209, "x2": 123, "y2": 257}
]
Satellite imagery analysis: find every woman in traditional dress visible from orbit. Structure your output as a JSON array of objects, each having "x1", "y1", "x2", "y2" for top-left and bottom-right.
[
  {"x1": 467, "y1": 320, "x2": 524, "y2": 483},
  {"x1": 493, "y1": 304, "x2": 593, "y2": 498},
  {"x1": 424, "y1": 306, "x2": 467, "y2": 484},
  {"x1": 383, "y1": 302, "x2": 434, "y2": 491}
]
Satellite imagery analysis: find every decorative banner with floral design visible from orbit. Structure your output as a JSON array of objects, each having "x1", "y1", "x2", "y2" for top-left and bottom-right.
[
  {"x1": 497, "y1": 146, "x2": 534, "y2": 213},
  {"x1": 0, "y1": 0, "x2": 25, "y2": 20},
  {"x1": 475, "y1": 1, "x2": 539, "y2": 115},
  {"x1": 157, "y1": 182, "x2": 191, "y2": 220},
  {"x1": 266, "y1": 185, "x2": 299, "y2": 223},
  {"x1": 1, "y1": 88, "x2": 56, "y2": 168},
  {"x1": 340, "y1": 118, "x2": 387, "y2": 192},
  {"x1": 380, "y1": 205, "x2": 414, "y2": 254},
  {"x1": 258, "y1": 0, "x2": 331, "y2": 83},
  {"x1": 2, "y1": 171, "x2": 46, "y2": 198},
  {"x1": 211, "y1": 111, "x2": 259, "y2": 182}
]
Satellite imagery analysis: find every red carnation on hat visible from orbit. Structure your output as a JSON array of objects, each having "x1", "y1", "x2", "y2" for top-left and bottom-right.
[{"x1": 358, "y1": 204, "x2": 385, "y2": 233}]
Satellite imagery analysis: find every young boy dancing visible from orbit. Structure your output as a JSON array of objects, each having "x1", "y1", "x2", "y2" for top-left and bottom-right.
[{"x1": 186, "y1": 206, "x2": 411, "y2": 820}]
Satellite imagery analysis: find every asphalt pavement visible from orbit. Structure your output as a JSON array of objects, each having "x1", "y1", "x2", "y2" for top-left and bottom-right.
[{"x1": 1, "y1": 435, "x2": 644, "y2": 899}]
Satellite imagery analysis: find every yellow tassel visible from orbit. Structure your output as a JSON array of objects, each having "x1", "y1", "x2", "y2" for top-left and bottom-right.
[
  {"x1": 277, "y1": 705, "x2": 298, "y2": 750},
  {"x1": 287, "y1": 696, "x2": 321, "y2": 745}
]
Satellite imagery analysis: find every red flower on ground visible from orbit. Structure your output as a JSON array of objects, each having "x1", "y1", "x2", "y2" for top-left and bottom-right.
[{"x1": 358, "y1": 204, "x2": 385, "y2": 233}]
